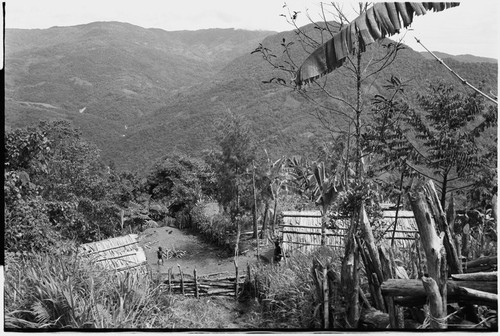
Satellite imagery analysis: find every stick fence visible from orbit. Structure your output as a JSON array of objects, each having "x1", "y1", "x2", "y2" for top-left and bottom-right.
[{"x1": 162, "y1": 267, "x2": 247, "y2": 297}]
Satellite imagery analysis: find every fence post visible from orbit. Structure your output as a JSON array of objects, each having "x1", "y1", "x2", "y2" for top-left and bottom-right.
[
  {"x1": 323, "y1": 266, "x2": 329, "y2": 329},
  {"x1": 234, "y1": 260, "x2": 239, "y2": 298},
  {"x1": 178, "y1": 264, "x2": 185, "y2": 295},
  {"x1": 194, "y1": 268, "x2": 199, "y2": 299},
  {"x1": 168, "y1": 267, "x2": 172, "y2": 293}
]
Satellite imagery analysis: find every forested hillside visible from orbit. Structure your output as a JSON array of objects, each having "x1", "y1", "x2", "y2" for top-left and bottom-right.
[{"x1": 5, "y1": 21, "x2": 498, "y2": 172}]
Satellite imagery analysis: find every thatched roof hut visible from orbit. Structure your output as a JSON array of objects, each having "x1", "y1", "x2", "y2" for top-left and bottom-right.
[{"x1": 79, "y1": 234, "x2": 148, "y2": 274}]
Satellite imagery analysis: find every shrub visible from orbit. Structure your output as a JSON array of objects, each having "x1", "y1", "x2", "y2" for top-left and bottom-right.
[
  {"x1": 4, "y1": 248, "x2": 172, "y2": 329},
  {"x1": 244, "y1": 247, "x2": 343, "y2": 329},
  {"x1": 189, "y1": 205, "x2": 235, "y2": 251}
]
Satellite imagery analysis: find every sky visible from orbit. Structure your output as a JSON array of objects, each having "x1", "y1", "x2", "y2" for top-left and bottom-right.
[{"x1": 4, "y1": 0, "x2": 500, "y2": 59}]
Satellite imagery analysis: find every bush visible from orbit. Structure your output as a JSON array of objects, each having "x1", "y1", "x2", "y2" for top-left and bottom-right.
[
  {"x1": 4, "y1": 248, "x2": 172, "y2": 329},
  {"x1": 244, "y1": 247, "x2": 343, "y2": 329},
  {"x1": 190, "y1": 205, "x2": 234, "y2": 251}
]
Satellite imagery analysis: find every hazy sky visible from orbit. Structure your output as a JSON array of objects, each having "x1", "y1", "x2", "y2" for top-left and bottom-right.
[{"x1": 5, "y1": 0, "x2": 500, "y2": 58}]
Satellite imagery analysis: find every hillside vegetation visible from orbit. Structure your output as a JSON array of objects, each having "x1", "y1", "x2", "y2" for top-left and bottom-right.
[{"x1": 6, "y1": 22, "x2": 497, "y2": 172}]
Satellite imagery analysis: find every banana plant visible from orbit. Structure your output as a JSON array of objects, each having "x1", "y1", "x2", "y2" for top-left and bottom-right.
[{"x1": 311, "y1": 161, "x2": 344, "y2": 245}]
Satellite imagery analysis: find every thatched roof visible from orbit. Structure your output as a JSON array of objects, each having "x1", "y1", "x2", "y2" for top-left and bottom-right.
[{"x1": 79, "y1": 234, "x2": 147, "y2": 273}]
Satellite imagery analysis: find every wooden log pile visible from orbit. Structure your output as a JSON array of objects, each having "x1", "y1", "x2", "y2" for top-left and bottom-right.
[
  {"x1": 162, "y1": 267, "x2": 247, "y2": 297},
  {"x1": 381, "y1": 272, "x2": 498, "y2": 308},
  {"x1": 359, "y1": 180, "x2": 498, "y2": 330}
]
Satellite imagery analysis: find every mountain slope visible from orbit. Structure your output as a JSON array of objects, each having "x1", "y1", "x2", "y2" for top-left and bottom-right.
[
  {"x1": 6, "y1": 22, "x2": 498, "y2": 172},
  {"x1": 420, "y1": 51, "x2": 497, "y2": 64},
  {"x1": 6, "y1": 22, "x2": 275, "y2": 126}
]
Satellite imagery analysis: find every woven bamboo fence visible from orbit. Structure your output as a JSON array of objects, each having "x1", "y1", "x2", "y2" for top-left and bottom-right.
[
  {"x1": 161, "y1": 267, "x2": 247, "y2": 298},
  {"x1": 79, "y1": 234, "x2": 148, "y2": 274},
  {"x1": 280, "y1": 210, "x2": 418, "y2": 254}
]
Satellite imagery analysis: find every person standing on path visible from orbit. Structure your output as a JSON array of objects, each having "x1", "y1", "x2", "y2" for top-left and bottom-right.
[{"x1": 157, "y1": 246, "x2": 164, "y2": 266}]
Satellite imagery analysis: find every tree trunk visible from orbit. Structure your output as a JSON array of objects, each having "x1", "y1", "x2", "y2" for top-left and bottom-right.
[
  {"x1": 379, "y1": 243, "x2": 403, "y2": 328},
  {"x1": 422, "y1": 276, "x2": 445, "y2": 329},
  {"x1": 252, "y1": 163, "x2": 258, "y2": 239},
  {"x1": 321, "y1": 211, "x2": 327, "y2": 246},
  {"x1": 342, "y1": 217, "x2": 360, "y2": 328},
  {"x1": 261, "y1": 200, "x2": 269, "y2": 240},
  {"x1": 408, "y1": 180, "x2": 447, "y2": 328},
  {"x1": 391, "y1": 169, "x2": 406, "y2": 247},
  {"x1": 359, "y1": 204, "x2": 386, "y2": 313},
  {"x1": 271, "y1": 198, "x2": 278, "y2": 233},
  {"x1": 421, "y1": 182, "x2": 461, "y2": 275}
]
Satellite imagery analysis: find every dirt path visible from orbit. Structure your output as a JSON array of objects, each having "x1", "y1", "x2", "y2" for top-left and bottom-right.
[{"x1": 138, "y1": 225, "x2": 271, "y2": 278}]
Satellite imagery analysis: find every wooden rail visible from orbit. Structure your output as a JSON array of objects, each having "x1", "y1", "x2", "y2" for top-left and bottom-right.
[{"x1": 163, "y1": 267, "x2": 247, "y2": 297}]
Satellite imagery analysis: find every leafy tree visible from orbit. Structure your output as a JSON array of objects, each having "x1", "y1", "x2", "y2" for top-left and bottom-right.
[
  {"x1": 145, "y1": 153, "x2": 212, "y2": 215},
  {"x1": 5, "y1": 120, "x2": 122, "y2": 245},
  {"x1": 4, "y1": 125, "x2": 57, "y2": 251},
  {"x1": 4, "y1": 125, "x2": 51, "y2": 177},
  {"x1": 206, "y1": 111, "x2": 256, "y2": 221},
  {"x1": 405, "y1": 82, "x2": 497, "y2": 209},
  {"x1": 4, "y1": 171, "x2": 59, "y2": 252}
]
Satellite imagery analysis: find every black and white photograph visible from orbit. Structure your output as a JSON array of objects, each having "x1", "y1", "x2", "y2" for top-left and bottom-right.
[{"x1": 3, "y1": 0, "x2": 498, "y2": 332}]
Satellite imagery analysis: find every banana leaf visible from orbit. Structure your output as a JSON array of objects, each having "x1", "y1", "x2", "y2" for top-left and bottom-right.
[{"x1": 294, "y1": 2, "x2": 460, "y2": 87}]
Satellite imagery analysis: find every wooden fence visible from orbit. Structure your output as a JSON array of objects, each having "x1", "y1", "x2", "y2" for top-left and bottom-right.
[{"x1": 161, "y1": 266, "x2": 247, "y2": 298}]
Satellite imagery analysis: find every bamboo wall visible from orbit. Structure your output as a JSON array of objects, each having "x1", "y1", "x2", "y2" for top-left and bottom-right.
[{"x1": 280, "y1": 210, "x2": 418, "y2": 254}]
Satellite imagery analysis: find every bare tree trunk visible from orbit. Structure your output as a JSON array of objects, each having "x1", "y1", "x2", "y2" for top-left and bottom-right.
[
  {"x1": 321, "y1": 210, "x2": 327, "y2": 246},
  {"x1": 261, "y1": 200, "x2": 269, "y2": 240},
  {"x1": 252, "y1": 163, "x2": 258, "y2": 239},
  {"x1": 422, "y1": 181, "x2": 461, "y2": 275},
  {"x1": 391, "y1": 169, "x2": 406, "y2": 247},
  {"x1": 408, "y1": 179, "x2": 447, "y2": 328},
  {"x1": 271, "y1": 198, "x2": 278, "y2": 233},
  {"x1": 342, "y1": 217, "x2": 360, "y2": 328},
  {"x1": 422, "y1": 276, "x2": 445, "y2": 329}
]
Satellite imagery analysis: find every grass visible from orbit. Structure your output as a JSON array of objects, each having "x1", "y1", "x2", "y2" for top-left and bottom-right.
[
  {"x1": 4, "y1": 248, "x2": 173, "y2": 329},
  {"x1": 4, "y1": 244, "x2": 254, "y2": 330},
  {"x1": 243, "y1": 247, "x2": 344, "y2": 329}
]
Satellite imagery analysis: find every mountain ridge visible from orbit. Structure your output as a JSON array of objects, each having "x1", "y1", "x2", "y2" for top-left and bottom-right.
[
  {"x1": 5, "y1": 22, "x2": 498, "y2": 172},
  {"x1": 420, "y1": 51, "x2": 497, "y2": 64}
]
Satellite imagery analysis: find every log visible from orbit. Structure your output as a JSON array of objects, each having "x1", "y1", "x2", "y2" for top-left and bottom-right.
[
  {"x1": 394, "y1": 290, "x2": 498, "y2": 309},
  {"x1": 464, "y1": 256, "x2": 497, "y2": 273},
  {"x1": 359, "y1": 308, "x2": 390, "y2": 329},
  {"x1": 381, "y1": 279, "x2": 498, "y2": 297},
  {"x1": 451, "y1": 271, "x2": 497, "y2": 282},
  {"x1": 455, "y1": 286, "x2": 498, "y2": 307},
  {"x1": 422, "y1": 276, "x2": 445, "y2": 329}
]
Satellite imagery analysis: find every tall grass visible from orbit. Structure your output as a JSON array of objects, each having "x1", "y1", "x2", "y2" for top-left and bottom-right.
[
  {"x1": 4, "y1": 249, "x2": 173, "y2": 329},
  {"x1": 243, "y1": 247, "x2": 344, "y2": 329}
]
